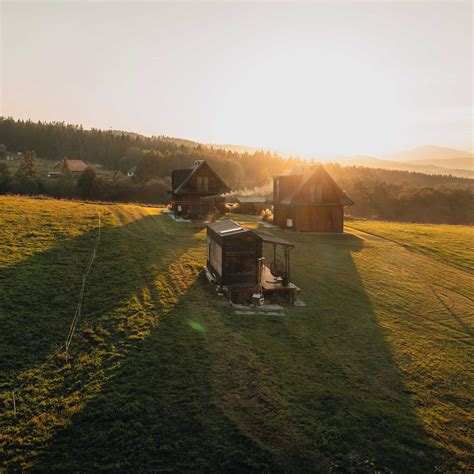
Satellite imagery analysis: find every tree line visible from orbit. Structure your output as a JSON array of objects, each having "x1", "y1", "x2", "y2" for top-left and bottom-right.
[{"x1": 0, "y1": 117, "x2": 472, "y2": 224}]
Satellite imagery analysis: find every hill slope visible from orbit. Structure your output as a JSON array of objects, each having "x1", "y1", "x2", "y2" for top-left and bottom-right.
[
  {"x1": 348, "y1": 155, "x2": 474, "y2": 179},
  {"x1": 407, "y1": 156, "x2": 474, "y2": 171},
  {"x1": 385, "y1": 145, "x2": 473, "y2": 162},
  {"x1": 0, "y1": 197, "x2": 472, "y2": 471}
]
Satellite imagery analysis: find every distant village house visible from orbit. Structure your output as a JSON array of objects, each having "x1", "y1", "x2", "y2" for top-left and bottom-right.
[
  {"x1": 273, "y1": 165, "x2": 354, "y2": 233},
  {"x1": 170, "y1": 160, "x2": 230, "y2": 218},
  {"x1": 48, "y1": 159, "x2": 88, "y2": 178}
]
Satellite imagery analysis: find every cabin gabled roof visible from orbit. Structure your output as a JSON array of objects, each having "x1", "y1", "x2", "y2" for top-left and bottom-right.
[
  {"x1": 172, "y1": 168, "x2": 193, "y2": 190},
  {"x1": 54, "y1": 159, "x2": 88, "y2": 173},
  {"x1": 172, "y1": 160, "x2": 230, "y2": 195},
  {"x1": 207, "y1": 219, "x2": 250, "y2": 238},
  {"x1": 279, "y1": 165, "x2": 354, "y2": 206}
]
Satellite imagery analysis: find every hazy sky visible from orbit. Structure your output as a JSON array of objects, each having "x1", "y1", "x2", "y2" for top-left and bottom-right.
[{"x1": 1, "y1": 1, "x2": 472, "y2": 156}]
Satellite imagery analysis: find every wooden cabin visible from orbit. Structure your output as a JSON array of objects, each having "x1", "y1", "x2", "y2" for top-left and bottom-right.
[
  {"x1": 170, "y1": 160, "x2": 230, "y2": 218},
  {"x1": 273, "y1": 166, "x2": 354, "y2": 233},
  {"x1": 206, "y1": 220, "x2": 299, "y2": 303}
]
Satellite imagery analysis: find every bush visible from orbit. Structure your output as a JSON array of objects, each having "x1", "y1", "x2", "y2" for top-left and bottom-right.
[{"x1": 261, "y1": 208, "x2": 273, "y2": 223}]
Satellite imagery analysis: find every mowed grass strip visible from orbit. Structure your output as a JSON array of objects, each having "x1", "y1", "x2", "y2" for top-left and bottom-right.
[
  {"x1": 348, "y1": 219, "x2": 474, "y2": 271},
  {"x1": 0, "y1": 197, "x2": 473, "y2": 472}
]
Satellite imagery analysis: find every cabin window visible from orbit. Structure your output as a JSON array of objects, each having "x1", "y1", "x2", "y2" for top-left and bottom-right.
[
  {"x1": 317, "y1": 184, "x2": 323, "y2": 202},
  {"x1": 197, "y1": 176, "x2": 209, "y2": 192},
  {"x1": 275, "y1": 179, "x2": 280, "y2": 201},
  {"x1": 310, "y1": 184, "x2": 323, "y2": 203}
]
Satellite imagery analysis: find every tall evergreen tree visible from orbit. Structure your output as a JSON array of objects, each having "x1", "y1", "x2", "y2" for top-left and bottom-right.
[
  {"x1": 0, "y1": 162, "x2": 12, "y2": 193},
  {"x1": 77, "y1": 166, "x2": 97, "y2": 198},
  {"x1": 15, "y1": 150, "x2": 38, "y2": 178}
]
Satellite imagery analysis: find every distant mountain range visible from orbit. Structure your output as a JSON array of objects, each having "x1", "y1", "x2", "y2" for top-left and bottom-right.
[
  {"x1": 208, "y1": 144, "x2": 473, "y2": 178},
  {"x1": 345, "y1": 146, "x2": 473, "y2": 179},
  {"x1": 112, "y1": 129, "x2": 473, "y2": 179},
  {"x1": 384, "y1": 145, "x2": 473, "y2": 164}
]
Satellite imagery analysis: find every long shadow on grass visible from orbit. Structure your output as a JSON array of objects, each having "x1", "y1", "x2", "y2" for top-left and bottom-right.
[
  {"x1": 2, "y1": 222, "x2": 449, "y2": 472},
  {"x1": 242, "y1": 230, "x2": 448, "y2": 472},
  {"x1": 1, "y1": 214, "x2": 278, "y2": 472},
  {"x1": 0, "y1": 213, "x2": 196, "y2": 386},
  {"x1": 30, "y1": 279, "x2": 280, "y2": 473}
]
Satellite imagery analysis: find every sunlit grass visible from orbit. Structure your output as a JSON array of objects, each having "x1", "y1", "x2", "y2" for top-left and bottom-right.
[
  {"x1": 0, "y1": 198, "x2": 472, "y2": 471},
  {"x1": 348, "y1": 219, "x2": 474, "y2": 270}
]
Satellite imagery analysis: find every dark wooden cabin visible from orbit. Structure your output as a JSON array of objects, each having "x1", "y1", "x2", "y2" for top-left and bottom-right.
[
  {"x1": 206, "y1": 220, "x2": 299, "y2": 303},
  {"x1": 273, "y1": 166, "x2": 354, "y2": 233},
  {"x1": 170, "y1": 160, "x2": 231, "y2": 217}
]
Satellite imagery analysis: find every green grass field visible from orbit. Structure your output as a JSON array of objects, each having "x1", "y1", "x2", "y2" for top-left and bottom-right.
[
  {"x1": 348, "y1": 219, "x2": 474, "y2": 271},
  {"x1": 0, "y1": 196, "x2": 472, "y2": 472}
]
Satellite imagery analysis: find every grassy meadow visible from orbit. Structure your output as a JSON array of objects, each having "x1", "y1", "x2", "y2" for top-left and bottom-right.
[
  {"x1": 348, "y1": 219, "x2": 474, "y2": 271},
  {"x1": 0, "y1": 196, "x2": 472, "y2": 472}
]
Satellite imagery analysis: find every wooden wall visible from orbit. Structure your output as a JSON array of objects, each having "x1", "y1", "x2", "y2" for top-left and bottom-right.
[
  {"x1": 293, "y1": 171, "x2": 341, "y2": 204},
  {"x1": 273, "y1": 203, "x2": 344, "y2": 232},
  {"x1": 207, "y1": 236, "x2": 223, "y2": 282},
  {"x1": 273, "y1": 203, "x2": 290, "y2": 228},
  {"x1": 293, "y1": 205, "x2": 343, "y2": 232},
  {"x1": 273, "y1": 175, "x2": 302, "y2": 204}
]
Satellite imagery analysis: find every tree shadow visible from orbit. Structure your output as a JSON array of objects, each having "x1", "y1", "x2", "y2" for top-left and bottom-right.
[
  {"x1": 1, "y1": 213, "x2": 278, "y2": 472},
  {"x1": 0, "y1": 213, "x2": 188, "y2": 384}
]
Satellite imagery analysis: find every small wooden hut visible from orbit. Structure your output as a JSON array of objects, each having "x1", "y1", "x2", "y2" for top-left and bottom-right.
[{"x1": 206, "y1": 220, "x2": 299, "y2": 303}]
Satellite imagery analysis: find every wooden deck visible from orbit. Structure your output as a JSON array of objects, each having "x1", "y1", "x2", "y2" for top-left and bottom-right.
[
  {"x1": 222, "y1": 266, "x2": 300, "y2": 304},
  {"x1": 261, "y1": 265, "x2": 300, "y2": 303}
]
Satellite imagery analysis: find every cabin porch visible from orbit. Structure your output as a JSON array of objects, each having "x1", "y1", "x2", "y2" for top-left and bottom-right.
[
  {"x1": 222, "y1": 264, "x2": 300, "y2": 305},
  {"x1": 260, "y1": 264, "x2": 300, "y2": 304}
]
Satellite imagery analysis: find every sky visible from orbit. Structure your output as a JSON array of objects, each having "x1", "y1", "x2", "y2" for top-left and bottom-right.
[{"x1": 1, "y1": 1, "x2": 472, "y2": 157}]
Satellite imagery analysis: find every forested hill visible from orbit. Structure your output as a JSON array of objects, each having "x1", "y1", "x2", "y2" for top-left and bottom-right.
[
  {"x1": 0, "y1": 117, "x2": 473, "y2": 224},
  {"x1": 0, "y1": 117, "x2": 300, "y2": 189}
]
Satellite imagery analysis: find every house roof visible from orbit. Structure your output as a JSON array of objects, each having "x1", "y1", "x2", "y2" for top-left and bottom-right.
[
  {"x1": 253, "y1": 230, "x2": 295, "y2": 248},
  {"x1": 208, "y1": 220, "x2": 295, "y2": 248},
  {"x1": 279, "y1": 166, "x2": 354, "y2": 206},
  {"x1": 172, "y1": 168, "x2": 193, "y2": 190},
  {"x1": 207, "y1": 219, "x2": 249, "y2": 237},
  {"x1": 54, "y1": 159, "x2": 88, "y2": 173},
  {"x1": 172, "y1": 160, "x2": 230, "y2": 195}
]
